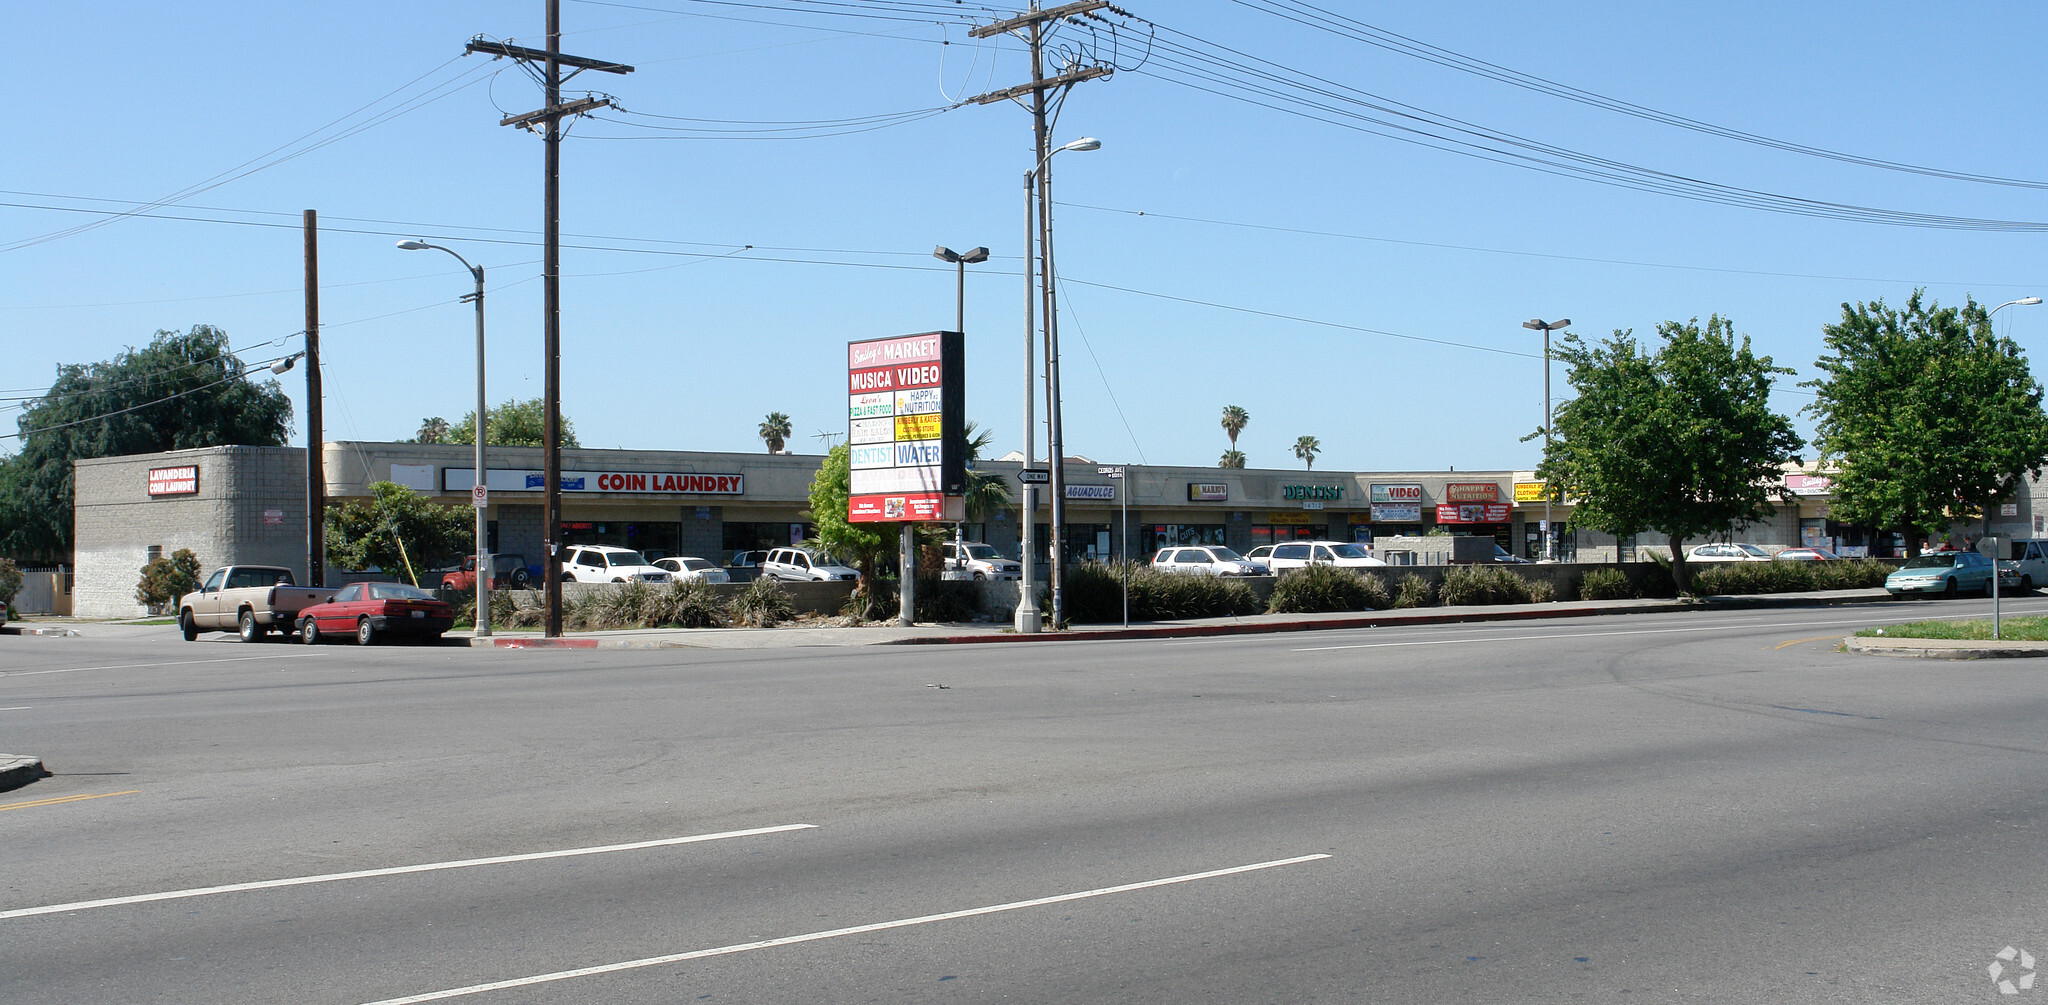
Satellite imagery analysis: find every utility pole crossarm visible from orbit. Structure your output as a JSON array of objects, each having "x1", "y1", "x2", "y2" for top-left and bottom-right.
[
  {"x1": 967, "y1": 65, "x2": 1113, "y2": 106},
  {"x1": 465, "y1": 38, "x2": 635, "y2": 74},
  {"x1": 501, "y1": 95, "x2": 613, "y2": 130},
  {"x1": 969, "y1": 1, "x2": 1110, "y2": 38}
]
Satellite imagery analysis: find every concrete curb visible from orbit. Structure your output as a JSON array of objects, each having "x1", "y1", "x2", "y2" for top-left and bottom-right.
[
  {"x1": 1841, "y1": 636, "x2": 2048, "y2": 660},
  {"x1": 0, "y1": 753, "x2": 50, "y2": 793},
  {"x1": 0, "y1": 626, "x2": 82, "y2": 637}
]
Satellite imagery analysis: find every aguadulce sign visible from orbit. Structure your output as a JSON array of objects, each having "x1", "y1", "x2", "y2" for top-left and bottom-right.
[{"x1": 847, "y1": 331, "x2": 966, "y2": 522}]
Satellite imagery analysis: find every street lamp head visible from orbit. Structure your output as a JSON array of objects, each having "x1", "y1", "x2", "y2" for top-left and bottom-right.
[
  {"x1": 2021, "y1": 298, "x2": 2043, "y2": 307},
  {"x1": 1522, "y1": 318, "x2": 1571, "y2": 331},
  {"x1": 934, "y1": 245, "x2": 961, "y2": 263},
  {"x1": 270, "y1": 352, "x2": 302, "y2": 375},
  {"x1": 396, "y1": 239, "x2": 432, "y2": 251},
  {"x1": 961, "y1": 246, "x2": 990, "y2": 264},
  {"x1": 1061, "y1": 137, "x2": 1103, "y2": 153}
]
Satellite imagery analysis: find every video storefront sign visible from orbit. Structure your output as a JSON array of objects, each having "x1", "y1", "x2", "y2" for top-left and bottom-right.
[
  {"x1": 1370, "y1": 483, "x2": 1422, "y2": 505},
  {"x1": 847, "y1": 331, "x2": 966, "y2": 522}
]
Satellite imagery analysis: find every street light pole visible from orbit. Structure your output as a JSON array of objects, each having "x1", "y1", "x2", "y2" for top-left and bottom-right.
[
  {"x1": 1522, "y1": 318, "x2": 1570, "y2": 562},
  {"x1": 399, "y1": 239, "x2": 491, "y2": 635},
  {"x1": 923, "y1": 245, "x2": 989, "y2": 628},
  {"x1": 1034, "y1": 136, "x2": 1100, "y2": 630},
  {"x1": 1017, "y1": 170, "x2": 1042, "y2": 633}
]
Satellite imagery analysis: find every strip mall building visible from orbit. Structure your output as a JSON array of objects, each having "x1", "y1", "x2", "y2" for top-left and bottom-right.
[{"x1": 70, "y1": 440, "x2": 1977, "y2": 618}]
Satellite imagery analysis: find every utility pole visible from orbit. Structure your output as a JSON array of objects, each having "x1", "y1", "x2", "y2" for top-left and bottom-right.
[
  {"x1": 969, "y1": 0, "x2": 1113, "y2": 629},
  {"x1": 465, "y1": 4, "x2": 632, "y2": 636},
  {"x1": 303, "y1": 210, "x2": 325, "y2": 589}
]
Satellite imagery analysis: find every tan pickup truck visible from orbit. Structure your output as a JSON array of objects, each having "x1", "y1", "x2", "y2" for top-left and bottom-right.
[{"x1": 179, "y1": 565, "x2": 336, "y2": 642}]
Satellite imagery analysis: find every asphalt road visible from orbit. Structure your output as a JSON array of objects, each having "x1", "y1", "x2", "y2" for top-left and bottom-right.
[{"x1": 4, "y1": 597, "x2": 2046, "y2": 1003}]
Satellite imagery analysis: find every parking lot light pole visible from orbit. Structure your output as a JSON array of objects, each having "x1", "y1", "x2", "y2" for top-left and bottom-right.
[
  {"x1": 398, "y1": 239, "x2": 491, "y2": 635},
  {"x1": 1522, "y1": 317, "x2": 1569, "y2": 562}
]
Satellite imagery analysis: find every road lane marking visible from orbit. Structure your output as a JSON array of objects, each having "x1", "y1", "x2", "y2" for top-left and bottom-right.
[
  {"x1": 0, "y1": 791, "x2": 138, "y2": 812},
  {"x1": 1290, "y1": 614, "x2": 1906, "y2": 652},
  {"x1": 358, "y1": 853, "x2": 1332, "y2": 1004},
  {"x1": 0, "y1": 706, "x2": 29, "y2": 710},
  {"x1": 0, "y1": 823, "x2": 816, "y2": 920},
  {"x1": 0, "y1": 653, "x2": 314, "y2": 678},
  {"x1": 1773, "y1": 635, "x2": 1846, "y2": 650}
]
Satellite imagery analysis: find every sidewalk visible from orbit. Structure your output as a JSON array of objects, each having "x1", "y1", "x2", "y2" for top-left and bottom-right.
[{"x1": 9, "y1": 589, "x2": 2037, "y2": 658}]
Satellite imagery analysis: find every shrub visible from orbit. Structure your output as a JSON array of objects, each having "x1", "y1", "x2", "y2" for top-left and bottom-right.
[
  {"x1": 1579, "y1": 567, "x2": 1634, "y2": 601},
  {"x1": 135, "y1": 548, "x2": 202, "y2": 610},
  {"x1": 1528, "y1": 580, "x2": 1555, "y2": 603},
  {"x1": 1267, "y1": 564, "x2": 1387, "y2": 613},
  {"x1": 647, "y1": 580, "x2": 726, "y2": 628},
  {"x1": 914, "y1": 573, "x2": 982, "y2": 623},
  {"x1": 844, "y1": 577, "x2": 898, "y2": 621},
  {"x1": 1059, "y1": 561, "x2": 1262, "y2": 623},
  {"x1": 1393, "y1": 573, "x2": 1435, "y2": 609},
  {"x1": 731, "y1": 577, "x2": 796, "y2": 627},
  {"x1": 1439, "y1": 564, "x2": 1535, "y2": 606},
  {"x1": 579, "y1": 582, "x2": 652, "y2": 629},
  {"x1": 1688, "y1": 557, "x2": 1896, "y2": 597}
]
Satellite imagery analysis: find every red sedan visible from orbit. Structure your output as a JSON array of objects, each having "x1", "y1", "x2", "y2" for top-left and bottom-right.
[{"x1": 297, "y1": 581, "x2": 454, "y2": 645}]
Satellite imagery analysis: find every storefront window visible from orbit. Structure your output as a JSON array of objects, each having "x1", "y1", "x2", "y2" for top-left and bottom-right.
[
  {"x1": 1249, "y1": 524, "x2": 1318, "y2": 547},
  {"x1": 1151, "y1": 524, "x2": 1227, "y2": 554},
  {"x1": 723, "y1": 522, "x2": 812, "y2": 558},
  {"x1": 560, "y1": 522, "x2": 681, "y2": 560}
]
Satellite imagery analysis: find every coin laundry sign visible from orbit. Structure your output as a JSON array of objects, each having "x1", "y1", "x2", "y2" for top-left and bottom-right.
[{"x1": 847, "y1": 331, "x2": 966, "y2": 522}]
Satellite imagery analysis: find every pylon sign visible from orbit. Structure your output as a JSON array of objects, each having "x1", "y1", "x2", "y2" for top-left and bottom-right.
[{"x1": 847, "y1": 331, "x2": 965, "y2": 522}]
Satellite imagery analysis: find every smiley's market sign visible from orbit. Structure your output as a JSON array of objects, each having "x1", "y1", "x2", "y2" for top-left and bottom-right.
[{"x1": 847, "y1": 331, "x2": 966, "y2": 522}]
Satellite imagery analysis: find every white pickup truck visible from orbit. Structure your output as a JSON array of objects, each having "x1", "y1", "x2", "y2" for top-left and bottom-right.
[{"x1": 179, "y1": 565, "x2": 336, "y2": 642}]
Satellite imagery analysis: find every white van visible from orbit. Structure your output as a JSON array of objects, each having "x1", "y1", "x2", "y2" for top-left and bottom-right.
[{"x1": 2000, "y1": 539, "x2": 2048, "y2": 591}]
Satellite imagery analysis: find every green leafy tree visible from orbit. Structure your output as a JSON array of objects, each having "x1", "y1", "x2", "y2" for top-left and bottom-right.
[
  {"x1": 325, "y1": 481, "x2": 475, "y2": 584},
  {"x1": 803, "y1": 444, "x2": 893, "y2": 602},
  {"x1": 1219, "y1": 449, "x2": 1246, "y2": 469},
  {"x1": 0, "y1": 325, "x2": 292, "y2": 562},
  {"x1": 1293, "y1": 435, "x2": 1321, "y2": 470},
  {"x1": 0, "y1": 557, "x2": 22, "y2": 611},
  {"x1": 135, "y1": 548, "x2": 203, "y2": 611},
  {"x1": 1805, "y1": 291, "x2": 2048, "y2": 556},
  {"x1": 1536, "y1": 315, "x2": 1804, "y2": 592},
  {"x1": 759, "y1": 412, "x2": 793, "y2": 454},
  {"x1": 1221, "y1": 405, "x2": 1249, "y2": 449},
  {"x1": 445, "y1": 398, "x2": 579, "y2": 448}
]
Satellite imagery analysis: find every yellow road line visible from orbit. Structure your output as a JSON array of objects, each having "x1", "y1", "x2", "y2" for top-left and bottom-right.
[
  {"x1": 0, "y1": 790, "x2": 139, "y2": 812},
  {"x1": 1773, "y1": 635, "x2": 1846, "y2": 650}
]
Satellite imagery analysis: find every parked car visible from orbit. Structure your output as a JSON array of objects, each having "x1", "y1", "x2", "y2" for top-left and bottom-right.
[
  {"x1": 1244, "y1": 544, "x2": 1277, "y2": 566},
  {"x1": 296, "y1": 581, "x2": 454, "y2": 645},
  {"x1": 1151, "y1": 545, "x2": 1266, "y2": 576},
  {"x1": 764, "y1": 547, "x2": 859, "y2": 582},
  {"x1": 559, "y1": 545, "x2": 671, "y2": 584},
  {"x1": 725, "y1": 550, "x2": 770, "y2": 582},
  {"x1": 1773, "y1": 547, "x2": 1839, "y2": 562},
  {"x1": 941, "y1": 541, "x2": 1022, "y2": 580},
  {"x1": 1687, "y1": 543, "x2": 1773, "y2": 563},
  {"x1": 1493, "y1": 545, "x2": 1531, "y2": 564},
  {"x1": 179, "y1": 565, "x2": 338, "y2": 642},
  {"x1": 440, "y1": 553, "x2": 533, "y2": 592},
  {"x1": 653, "y1": 556, "x2": 731, "y2": 584},
  {"x1": 1885, "y1": 550, "x2": 1997, "y2": 598},
  {"x1": 1264, "y1": 541, "x2": 1388, "y2": 571}
]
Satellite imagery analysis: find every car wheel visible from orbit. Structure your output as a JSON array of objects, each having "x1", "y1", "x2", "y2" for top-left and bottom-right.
[
  {"x1": 1943, "y1": 578, "x2": 1958, "y2": 598},
  {"x1": 2025, "y1": 576, "x2": 2036, "y2": 592},
  {"x1": 612, "y1": 577, "x2": 626, "y2": 584},
  {"x1": 180, "y1": 610, "x2": 199, "y2": 642},
  {"x1": 973, "y1": 571, "x2": 986, "y2": 581},
  {"x1": 356, "y1": 617, "x2": 377, "y2": 646},
  {"x1": 510, "y1": 568, "x2": 532, "y2": 589},
  {"x1": 1985, "y1": 578, "x2": 1998, "y2": 598},
  {"x1": 238, "y1": 608, "x2": 263, "y2": 643},
  {"x1": 301, "y1": 618, "x2": 320, "y2": 645}
]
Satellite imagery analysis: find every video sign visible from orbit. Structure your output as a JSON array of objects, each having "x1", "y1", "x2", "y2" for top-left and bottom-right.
[{"x1": 847, "y1": 331, "x2": 965, "y2": 522}]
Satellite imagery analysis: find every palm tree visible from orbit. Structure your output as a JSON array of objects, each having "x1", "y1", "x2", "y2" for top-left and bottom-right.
[
  {"x1": 759, "y1": 412, "x2": 792, "y2": 454},
  {"x1": 415, "y1": 416, "x2": 449, "y2": 444},
  {"x1": 1221, "y1": 405, "x2": 1249, "y2": 450},
  {"x1": 1293, "y1": 435, "x2": 1320, "y2": 470},
  {"x1": 1219, "y1": 449, "x2": 1246, "y2": 469},
  {"x1": 958, "y1": 421, "x2": 1013, "y2": 547}
]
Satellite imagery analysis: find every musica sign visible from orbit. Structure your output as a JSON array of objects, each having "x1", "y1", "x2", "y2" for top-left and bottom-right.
[{"x1": 847, "y1": 331, "x2": 966, "y2": 522}]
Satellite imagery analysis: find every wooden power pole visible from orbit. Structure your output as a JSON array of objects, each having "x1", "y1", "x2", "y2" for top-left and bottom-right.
[
  {"x1": 303, "y1": 210, "x2": 325, "y2": 589},
  {"x1": 465, "y1": 3, "x2": 632, "y2": 636}
]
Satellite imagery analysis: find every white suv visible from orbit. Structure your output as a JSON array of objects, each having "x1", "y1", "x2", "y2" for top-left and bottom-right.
[
  {"x1": 1264, "y1": 541, "x2": 1387, "y2": 571},
  {"x1": 1151, "y1": 545, "x2": 1265, "y2": 576},
  {"x1": 764, "y1": 547, "x2": 859, "y2": 582},
  {"x1": 941, "y1": 542, "x2": 1021, "y2": 580},
  {"x1": 560, "y1": 545, "x2": 672, "y2": 584}
]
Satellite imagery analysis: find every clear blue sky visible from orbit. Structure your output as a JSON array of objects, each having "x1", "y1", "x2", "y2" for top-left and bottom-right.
[{"x1": 7, "y1": 1, "x2": 2047, "y2": 474}]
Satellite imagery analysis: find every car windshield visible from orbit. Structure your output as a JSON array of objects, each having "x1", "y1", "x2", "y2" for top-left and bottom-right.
[
  {"x1": 1734, "y1": 544, "x2": 1770, "y2": 557},
  {"x1": 682, "y1": 559, "x2": 715, "y2": 571},
  {"x1": 1901, "y1": 555, "x2": 1958, "y2": 570},
  {"x1": 1208, "y1": 547, "x2": 1247, "y2": 561},
  {"x1": 370, "y1": 583, "x2": 436, "y2": 600},
  {"x1": 1326, "y1": 544, "x2": 1370, "y2": 559},
  {"x1": 605, "y1": 551, "x2": 653, "y2": 567},
  {"x1": 963, "y1": 544, "x2": 1000, "y2": 560}
]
